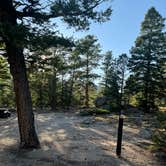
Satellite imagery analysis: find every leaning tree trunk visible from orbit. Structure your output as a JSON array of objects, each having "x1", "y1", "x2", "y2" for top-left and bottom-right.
[
  {"x1": 6, "y1": 44, "x2": 40, "y2": 149},
  {"x1": 0, "y1": 0, "x2": 40, "y2": 149}
]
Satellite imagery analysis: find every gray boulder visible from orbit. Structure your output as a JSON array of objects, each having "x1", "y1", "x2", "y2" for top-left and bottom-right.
[{"x1": 94, "y1": 96, "x2": 107, "y2": 107}]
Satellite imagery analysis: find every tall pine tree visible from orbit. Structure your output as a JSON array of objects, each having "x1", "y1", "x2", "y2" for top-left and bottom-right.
[
  {"x1": 101, "y1": 51, "x2": 119, "y2": 110},
  {"x1": 128, "y1": 7, "x2": 166, "y2": 112},
  {"x1": 78, "y1": 35, "x2": 101, "y2": 107}
]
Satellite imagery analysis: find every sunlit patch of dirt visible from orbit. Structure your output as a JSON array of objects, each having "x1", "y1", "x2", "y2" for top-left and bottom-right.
[{"x1": 0, "y1": 112, "x2": 165, "y2": 166}]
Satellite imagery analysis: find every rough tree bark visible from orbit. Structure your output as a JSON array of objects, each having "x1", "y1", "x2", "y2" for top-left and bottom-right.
[
  {"x1": 6, "y1": 45, "x2": 40, "y2": 149},
  {"x1": 1, "y1": 0, "x2": 40, "y2": 149}
]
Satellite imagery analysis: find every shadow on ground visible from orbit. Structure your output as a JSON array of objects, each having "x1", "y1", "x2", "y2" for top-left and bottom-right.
[{"x1": 0, "y1": 112, "x2": 165, "y2": 166}]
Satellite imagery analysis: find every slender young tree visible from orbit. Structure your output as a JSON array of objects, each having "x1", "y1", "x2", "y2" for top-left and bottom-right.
[
  {"x1": 78, "y1": 35, "x2": 101, "y2": 107},
  {"x1": 102, "y1": 51, "x2": 113, "y2": 96},
  {"x1": 67, "y1": 50, "x2": 82, "y2": 106},
  {"x1": 48, "y1": 48, "x2": 63, "y2": 110},
  {"x1": 101, "y1": 51, "x2": 119, "y2": 110},
  {"x1": 117, "y1": 53, "x2": 128, "y2": 103},
  {"x1": 0, "y1": 0, "x2": 112, "y2": 149},
  {"x1": 124, "y1": 74, "x2": 138, "y2": 104},
  {"x1": 128, "y1": 7, "x2": 166, "y2": 112}
]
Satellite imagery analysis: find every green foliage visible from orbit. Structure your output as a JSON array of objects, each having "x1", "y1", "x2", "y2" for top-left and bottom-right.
[
  {"x1": 50, "y1": 0, "x2": 112, "y2": 30},
  {"x1": 0, "y1": 0, "x2": 112, "y2": 110},
  {"x1": 27, "y1": 39, "x2": 101, "y2": 109},
  {"x1": 29, "y1": 28, "x2": 74, "y2": 51},
  {"x1": 153, "y1": 130, "x2": 166, "y2": 149},
  {"x1": 76, "y1": 35, "x2": 101, "y2": 107},
  {"x1": 100, "y1": 51, "x2": 120, "y2": 111},
  {"x1": 157, "y1": 111, "x2": 166, "y2": 129},
  {"x1": 80, "y1": 108, "x2": 110, "y2": 116},
  {"x1": 124, "y1": 75, "x2": 138, "y2": 96},
  {"x1": 102, "y1": 51, "x2": 114, "y2": 96},
  {"x1": 0, "y1": 56, "x2": 10, "y2": 80},
  {"x1": 27, "y1": 47, "x2": 68, "y2": 108},
  {"x1": 0, "y1": 0, "x2": 112, "y2": 149},
  {"x1": 129, "y1": 94, "x2": 139, "y2": 107},
  {"x1": 0, "y1": 56, "x2": 14, "y2": 107},
  {"x1": 1, "y1": 0, "x2": 112, "y2": 48},
  {"x1": 128, "y1": 7, "x2": 166, "y2": 112},
  {"x1": 152, "y1": 111, "x2": 166, "y2": 150}
]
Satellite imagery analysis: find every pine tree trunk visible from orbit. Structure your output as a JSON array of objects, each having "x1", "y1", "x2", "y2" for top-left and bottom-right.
[
  {"x1": 85, "y1": 55, "x2": 89, "y2": 108},
  {"x1": 61, "y1": 73, "x2": 64, "y2": 106},
  {"x1": 6, "y1": 45, "x2": 40, "y2": 149},
  {"x1": 38, "y1": 83, "x2": 43, "y2": 109},
  {"x1": 50, "y1": 73, "x2": 57, "y2": 111},
  {"x1": 85, "y1": 83, "x2": 89, "y2": 107},
  {"x1": 1, "y1": 0, "x2": 40, "y2": 149},
  {"x1": 68, "y1": 69, "x2": 75, "y2": 106}
]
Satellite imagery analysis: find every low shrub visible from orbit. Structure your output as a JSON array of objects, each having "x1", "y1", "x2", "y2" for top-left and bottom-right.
[
  {"x1": 80, "y1": 108, "x2": 110, "y2": 116},
  {"x1": 152, "y1": 111, "x2": 166, "y2": 151}
]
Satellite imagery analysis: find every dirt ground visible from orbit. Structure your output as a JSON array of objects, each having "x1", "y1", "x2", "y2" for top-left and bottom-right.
[{"x1": 0, "y1": 111, "x2": 165, "y2": 166}]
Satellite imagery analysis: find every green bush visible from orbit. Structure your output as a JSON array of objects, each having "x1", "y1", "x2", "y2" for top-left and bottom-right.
[
  {"x1": 152, "y1": 130, "x2": 166, "y2": 147},
  {"x1": 157, "y1": 111, "x2": 166, "y2": 126},
  {"x1": 152, "y1": 111, "x2": 166, "y2": 151},
  {"x1": 80, "y1": 108, "x2": 110, "y2": 116}
]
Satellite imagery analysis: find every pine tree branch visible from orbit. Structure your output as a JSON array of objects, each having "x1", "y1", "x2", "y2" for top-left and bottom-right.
[{"x1": 16, "y1": 0, "x2": 106, "y2": 20}]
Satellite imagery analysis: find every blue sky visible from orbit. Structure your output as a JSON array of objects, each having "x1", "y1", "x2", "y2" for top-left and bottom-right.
[{"x1": 57, "y1": 0, "x2": 166, "y2": 57}]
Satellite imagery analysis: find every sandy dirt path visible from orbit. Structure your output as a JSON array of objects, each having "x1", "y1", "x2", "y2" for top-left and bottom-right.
[{"x1": 0, "y1": 112, "x2": 165, "y2": 166}]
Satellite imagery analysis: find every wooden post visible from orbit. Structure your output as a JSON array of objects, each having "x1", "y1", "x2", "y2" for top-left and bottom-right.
[
  {"x1": 116, "y1": 100, "x2": 125, "y2": 157},
  {"x1": 116, "y1": 116, "x2": 123, "y2": 157}
]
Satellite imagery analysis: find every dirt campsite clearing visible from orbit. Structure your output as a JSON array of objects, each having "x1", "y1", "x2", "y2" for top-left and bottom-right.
[{"x1": 0, "y1": 111, "x2": 165, "y2": 166}]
